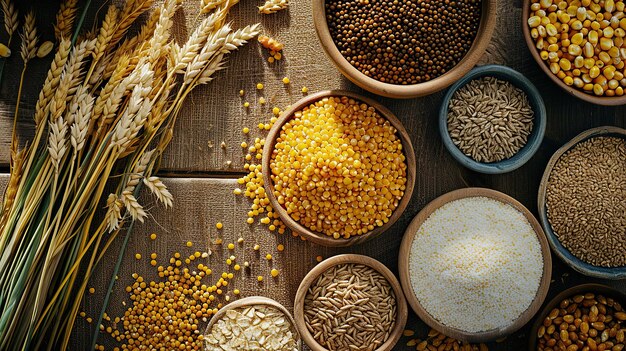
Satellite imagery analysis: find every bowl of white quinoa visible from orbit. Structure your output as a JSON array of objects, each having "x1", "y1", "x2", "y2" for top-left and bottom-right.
[{"x1": 398, "y1": 187, "x2": 552, "y2": 343}]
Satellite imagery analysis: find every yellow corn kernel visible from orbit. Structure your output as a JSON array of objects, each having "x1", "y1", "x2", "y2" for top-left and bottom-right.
[
  {"x1": 563, "y1": 76, "x2": 574, "y2": 85},
  {"x1": 559, "y1": 58, "x2": 572, "y2": 70},
  {"x1": 558, "y1": 12, "x2": 570, "y2": 23},
  {"x1": 540, "y1": 50, "x2": 550, "y2": 60},
  {"x1": 599, "y1": 51, "x2": 612, "y2": 64},
  {"x1": 576, "y1": 7, "x2": 586, "y2": 21},
  {"x1": 571, "y1": 20, "x2": 583, "y2": 30},
  {"x1": 582, "y1": 73, "x2": 593, "y2": 83},
  {"x1": 583, "y1": 83, "x2": 594, "y2": 91},
  {"x1": 557, "y1": 71, "x2": 567, "y2": 79},
  {"x1": 574, "y1": 56, "x2": 585, "y2": 68},
  {"x1": 608, "y1": 46, "x2": 620, "y2": 58},
  {"x1": 538, "y1": 25, "x2": 547, "y2": 37},
  {"x1": 608, "y1": 78, "x2": 620, "y2": 89},
  {"x1": 548, "y1": 51, "x2": 560, "y2": 62},
  {"x1": 548, "y1": 43, "x2": 560, "y2": 52},
  {"x1": 590, "y1": 65, "x2": 601, "y2": 78},
  {"x1": 603, "y1": 66, "x2": 616, "y2": 79},
  {"x1": 0, "y1": 43, "x2": 10, "y2": 58},
  {"x1": 573, "y1": 77, "x2": 585, "y2": 87},
  {"x1": 616, "y1": 86, "x2": 624, "y2": 95},
  {"x1": 536, "y1": 37, "x2": 546, "y2": 50},
  {"x1": 588, "y1": 30, "x2": 599, "y2": 45},
  {"x1": 568, "y1": 44, "x2": 582, "y2": 56},
  {"x1": 593, "y1": 83, "x2": 604, "y2": 95},
  {"x1": 547, "y1": 36, "x2": 558, "y2": 44},
  {"x1": 605, "y1": 0, "x2": 615, "y2": 12},
  {"x1": 583, "y1": 42, "x2": 594, "y2": 58},
  {"x1": 600, "y1": 37, "x2": 614, "y2": 51},
  {"x1": 546, "y1": 23, "x2": 558, "y2": 36},
  {"x1": 571, "y1": 32, "x2": 584, "y2": 46}
]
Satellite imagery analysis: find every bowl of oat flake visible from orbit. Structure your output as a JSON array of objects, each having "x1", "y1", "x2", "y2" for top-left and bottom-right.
[{"x1": 439, "y1": 65, "x2": 546, "y2": 174}]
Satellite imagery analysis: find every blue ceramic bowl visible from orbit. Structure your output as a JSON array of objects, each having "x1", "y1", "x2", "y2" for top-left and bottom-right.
[
  {"x1": 538, "y1": 126, "x2": 626, "y2": 280},
  {"x1": 438, "y1": 65, "x2": 546, "y2": 174}
]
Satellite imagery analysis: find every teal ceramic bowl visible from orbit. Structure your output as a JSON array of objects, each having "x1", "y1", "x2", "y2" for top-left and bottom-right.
[{"x1": 438, "y1": 65, "x2": 546, "y2": 174}]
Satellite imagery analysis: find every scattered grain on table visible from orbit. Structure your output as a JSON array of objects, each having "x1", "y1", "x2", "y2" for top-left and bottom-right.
[
  {"x1": 546, "y1": 136, "x2": 626, "y2": 267},
  {"x1": 447, "y1": 77, "x2": 535, "y2": 163},
  {"x1": 403, "y1": 328, "x2": 489, "y2": 350},
  {"x1": 409, "y1": 197, "x2": 544, "y2": 332}
]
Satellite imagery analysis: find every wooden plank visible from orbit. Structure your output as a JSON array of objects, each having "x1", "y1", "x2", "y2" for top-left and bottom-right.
[{"x1": 2, "y1": 1, "x2": 625, "y2": 177}]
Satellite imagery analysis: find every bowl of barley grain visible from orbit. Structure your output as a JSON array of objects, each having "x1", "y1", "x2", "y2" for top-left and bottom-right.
[
  {"x1": 294, "y1": 254, "x2": 408, "y2": 351},
  {"x1": 538, "y1": 126, "x2": 626, "y2": 279},
  {"x1": 439, "y1": 65, "x2": 547, "y2": 174}
]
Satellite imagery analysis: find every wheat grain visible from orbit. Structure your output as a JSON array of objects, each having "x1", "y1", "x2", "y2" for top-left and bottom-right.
[
  {"x1": 258, "y1": 0, "x2": 288, "y2": 14},
  {"x1": 19, "y1": 10, "x2": 38, "y2": 64},
  {"x1": 105, "y1": 193, "x2": 123, "y2": 232},
  {"x1": 48, "y1": 116, "x2": 68, "y2": 171},
  {"x1": 121, "y1": 190, "x2": 146, "y2": 223},
  {"x1": 1, "y1": 0, "x2": 17, "y2": 38},
  {"x1": 143, "y1": 177, "x2": 173, "y2": 208},
  {"x1": 54, "y1": 0, "x2": 78, "y2": 41},
  {"x1": 34, "y1": 38, "x2": 71, "y2": 124}
]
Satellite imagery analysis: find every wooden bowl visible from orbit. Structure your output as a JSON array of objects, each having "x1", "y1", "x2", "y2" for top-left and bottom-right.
[
  {"x1": 293, "y1": 254, "x2": 408, "y2": 351},
  {"x1": 204, "y1": 296, "x2": 302, "y2": 350},
  {"x1": 261, "y1": 90, "x2": 416, "y2": 247},
  {"x1": 438, "y1": 65, "x2": 547, "y2": 174},
  {"x1": 398, "y1": 188, "x2": 553, "y2": 343},
  {"x1": 537, "y1": 126, "x2": 626, "y2": 279},
  {"x1": 312, "y1": 0, "x2": 498, "y2": 99},
  {"x1": 522, "y1": 0, "x2": 626, "y2": 105},
  {"x1": 527, "y1": 284, "x2": 626, "y2": 350}
]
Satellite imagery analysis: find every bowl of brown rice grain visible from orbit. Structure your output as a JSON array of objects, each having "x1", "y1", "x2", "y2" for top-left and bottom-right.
[
  {"x1": 439, "y1": 65, "x2": 546, "y2": 174},
  {"x1": 293, "y1": 254, "x2": 408, "y2": 351},
  {"x1": 538, "y1": 126, "x2": 626, "y2": 279}
]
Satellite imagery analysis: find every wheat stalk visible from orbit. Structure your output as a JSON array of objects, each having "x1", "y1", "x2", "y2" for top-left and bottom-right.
[
  {"x1": 258, "y1": 0, "x2": 288, "y2": 14},
  {"x1": 1, "y1": 0, "x2": 17, "y2": 39},
  {"x1": 19, "y1": 11, "x2": 38, "y2": 64},
  {"x1": 54, "y1": 0, "x2": 78, "y2": 41}
]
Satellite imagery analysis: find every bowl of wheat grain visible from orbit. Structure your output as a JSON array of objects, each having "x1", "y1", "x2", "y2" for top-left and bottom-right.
[{"x1": 439, "y1": 65, "x2": 546, "y2": 174}]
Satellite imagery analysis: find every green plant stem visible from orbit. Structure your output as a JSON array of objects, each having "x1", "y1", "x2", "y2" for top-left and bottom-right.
[{"x1": 72, "y1": 0, "x2": 92, "y2": 46}]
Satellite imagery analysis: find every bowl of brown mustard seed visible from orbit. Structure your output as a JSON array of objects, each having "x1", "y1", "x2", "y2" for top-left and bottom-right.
[
  {"x1": 313, "y1": 0, "x2": 497, "y2": 98},
  {"x1": 538, "y1": 126, "x2": 626, "y2": 279},
  {"x1": 438, "y1": 65, "x2": 547, "y2": 174}
]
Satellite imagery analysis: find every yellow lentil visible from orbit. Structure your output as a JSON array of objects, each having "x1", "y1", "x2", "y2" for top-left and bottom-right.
[
  {"x1": 244, "y1": 101, "x2": 250, "y2": 108},
  {"x1": 271, "y1": 269, "x2": 279, "y2": 277},
  {"x1": 150, "y1": 233, "x2": 157, "y2": 240},
  {"x1": 277, "y1": 244, "x2": 284, "y2": 251},
  {"x1": 227, "y1": 243, "x2": 235, "y2": 250},
  {"x1": 282, "y1": 77, "x2": 290, "y2": 84},
  {"x1": 301, "y1": 86, "x2": 308, "y2": 93},
  {"x1": 256, "y1": 83, "x2": 264, "y2": 90},
  {"x1": 266, "y1": 254, "x2": 272, "y2": 260},
  {"x1": 270, "y1": 96, "x2": 407, "y2": 239},
  {"x1": 135, "y1": 253, "x2": 142, "y2": 260},
  {"x1": 257, "y1": 276, "x2": 263, "y2": 282},
  {"x1": 216, "y1": 222, "x2": 223, "y2": 229},
  {"x1": 186, "y1": 241, "x2": 193, "y2": 247}
]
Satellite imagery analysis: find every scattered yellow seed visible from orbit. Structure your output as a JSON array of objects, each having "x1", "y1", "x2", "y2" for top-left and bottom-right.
[
  {"x1": 234, "y1": 188, "x2": 242, "y2": 195},
  {"x1": 135, "y1": 253, "x2": 141, "y2": 260},
  {"x1": 226, "y1": 259, "x2": 232, "y2": 265},
  {"x1": 271, "y1": 269, "x2": 279, "y2": 277},
  {"x1": 403, "y1": 330, "x2": 415, "y2": 337},
  {"x1": 216, "y1": 222, "x2": 223, "y2": 229},
  {"x1": 237, "y1": 237, "x2": 244, "y2": 243},
  {"x1": 316, "y1": 255, "x2": 323, "y2": 262},
  {"x1": 234, "y1": 289, "x2": 240, "y2": 295},
  {"x1": 234, "y1": 264, "x2": 241, "y2": 271},
  {"x1": 257, "y1": 276, "x2": 263, "y2": 282},
  {"x1": 274, "y1": 52, "x2": 282, "y2": 60},
  {"x1": 277, "y1": 244, "x2": 284, "y2": 251},
  {"x1": 282, "y1": 77, "x2": 290, "y2": 84},
  {"x1": 258, "y1": 123, "x2": 265, "y2": 130},
  {"x1": 244, "y1": 261, "x2": 250, "y2": 267},
  {"x1": 239, "y1": 89, "x2": 245, "y2": 96},
  {"x1": 86, "y1": 317, "x2": 93, "y2": 323},
  {"x1": 242, "y1": 127, "x2": 250, "y2": 134},
  {"x1": 272, "y1": 107, "x2": 281, "y2": 115},
  {"x1": 243, "y1": 102, "x2": 250, "y2": 108},
  {"x1": 254, "y1": 244, "x2": 260, "y2": 251},
  {"x1": 150, "y1": 233, "x2": 157, "y2": 240},
  {"x1": 259, "y1": 97, "x2": 266, "y2": 105},
  {"x1": 150, "y1": 259, "x2": 157, "y2": 266},
  {"x1": 266, "y1": 254, "x2": 272, "y2": 260},
  {"x1": 268, "y1": 56, "x2": 275, "y2": 63},
  {"x1": 215, "y1": 238, "x2": 223, "y2": 245},
  {"x1": 186, "y1": 241, "x2": 193, "y2": 247},
  {"x1": 246, "y1": 217, "x2": 254, "y2": 224},
  {"x1": 89, "y1": 287, "x2": 95, "y2": 294},
  {"x1": 150, "y1": 253, "x2": 157, "y2": 259},
  {"x1": 256, "y1": 83, "x2": 264, "y2": 90},
  {"x1": 241, "y1": 141, "x2": 248, "y2": 148},
  {"x1": 80, "y1": 311, "x2": 86, "y2": 318},
  {"x1": 301, "y1": 86, "x2": 308, "y2": 93},
  {"x1": 227, "y1": 243, "x2": 235, "y2": 250}
]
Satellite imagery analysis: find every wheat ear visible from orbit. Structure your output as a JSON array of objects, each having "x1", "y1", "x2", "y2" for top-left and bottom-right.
[
  {"x1": 174, "y1": 12, "x2": 220, "y2": 73},
  {"x1": 105, "y1": 194, "x2": 123, "y2": 232},
  {"x1": 146, "y1": 0, "x2": 179, "y2": 65},
  {"x1": 121, "y1": 191, "x2": 146, "y2": 223},
  {"x1": 109, "y1": 0, "x2": 154, "y2": 48},
  {"x1": 34, "y1": 38, "x2": 71, "y2": 124},
  {"x1": 258, "y1": 0, "x2": 288, "y2": 14},
  {"x1": 48, "y1": 116, "x2": 68, "y2": 171},
  {"x1": 54, "y1": 0, "x2": 78, "y2": 41},
  {"x1": 143, "y1": 176, "x2": 173, "y2": 208},
  {"x1": 20, "y1": 10, "x2": 38, "y2": 64},
  {"x1": 69, "y1": 87, "x2": 94, "y2": 153},
  {"x1": 92, "y1": 5, "x2": 118, "y2": 64},
  {"x1": 1, "y1": 0, "x2": 17, "y2": 39},
  {"x1": 2, "y1": 148, "x2": 24, "y2": 216},
  {"x1": 200, "y1": 0, "x2": 228, "y2": 14}
]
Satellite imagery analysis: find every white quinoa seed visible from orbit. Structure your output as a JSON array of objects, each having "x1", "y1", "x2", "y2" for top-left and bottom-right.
[{"x1": 409, "y1": 197, "x2": 543, "y2": 332}]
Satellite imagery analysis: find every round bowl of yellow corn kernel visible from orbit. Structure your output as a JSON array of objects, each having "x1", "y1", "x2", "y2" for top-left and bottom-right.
[
  {"x1": 261, "y1": 90, "x2": 416, "y2": 247},
  {"x1": 523, "y1": 0, "x2": 626, "y2": 105}
]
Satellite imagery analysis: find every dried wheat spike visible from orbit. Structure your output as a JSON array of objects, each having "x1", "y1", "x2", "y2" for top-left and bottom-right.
[
  {"x1": 35, "y1": 38, "x2": 71, "y2": 124},
  {"x1": 106, "y1": 193, "x2": 122, "y2": 232},
  {"x1": 258, "y1": 0, "x2": 288, "y2": 14},
  {"x1": 19, "y1": 10, "x2": 38, "y2": 63},
  {"x1": 121, "y1": 190, "x2": 147, "y2": 223},
  {"x1": 143, "y1": 176, "x2": 173, "y2": 208},
  {"x1": 1, "y1": 0, "x2": 18, "y2": 38},
  {"x1": 48, "y1": 116, "x2": 68, "y2": 171},
  {"x1": 54, "y1": 0, "x2": 78, "y2": 41}
]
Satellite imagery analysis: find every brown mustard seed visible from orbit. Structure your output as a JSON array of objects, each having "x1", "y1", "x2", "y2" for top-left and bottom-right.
[
  {"x1": 325, "y1": 0, "x2": 482, "y2": 84},
  {"x1": 546, "y1": 136, "x2": 626, "y2": 267}
]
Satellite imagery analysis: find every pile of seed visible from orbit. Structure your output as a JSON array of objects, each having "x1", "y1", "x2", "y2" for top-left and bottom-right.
[
  {"x1": 303, "y1": 263, "x2": 397, "y2": 351},
  {"x1": 270, "y1": 96, "x2": 407, "y2": 239},
  {"x1": 409, "y1": 197, "x2": 544, "y2": 332},
  {"x1": 447, "y1": 77, "x2": 535, "y2": 163},
  {"x1": 546, "y1": 136, "x2": 626, "y2": 267},
  {"x1": 204, "y1": 305, "x2": 299, "y2": 351},
  {"x1": 527, "y1": 0, "x2": 626, "y2": 96},
  {"x1": 325, "y1": 0, "x2": 482, "y2": 84},
  {"x1": 536, "y1": 292, "x2": 625, "y2": 350},
  {"x1": 404, "y1": 328, "x2": 489, "y2": 351}
]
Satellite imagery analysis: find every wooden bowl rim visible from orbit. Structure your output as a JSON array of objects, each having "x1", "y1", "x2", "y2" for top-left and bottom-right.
[
  {"x1": 398, "y1": 187, "x2": 553, "y2": 343},
  {"x1": 261, "y1": 90, "x2": 416, "y2": 247},
  {"x1": 527, "y1": 283, "x2": 626, "y2": 350},
  {"x1": 537, "y1": 126, "x2": 626, "y2": 279},
  {"x1": 521, "y1": 0, "x2": 626, "y2": 106},
  {"x1": 204, "y1": 296, "x2": 302, "y2": 350},
  {"x1": 437, "y1": 64, "x2": 547, "y2": 174},
  {"x1": 312, "y1": 0, "x2": 498, "y2": 99},
  {"x1": 293, "y1": 254, "x2": 408, "y2": 351}
]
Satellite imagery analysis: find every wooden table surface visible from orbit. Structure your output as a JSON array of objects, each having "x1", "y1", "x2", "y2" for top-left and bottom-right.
[{"x1": 1, "y1": 0, "x2": 625, "y2": 350}]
